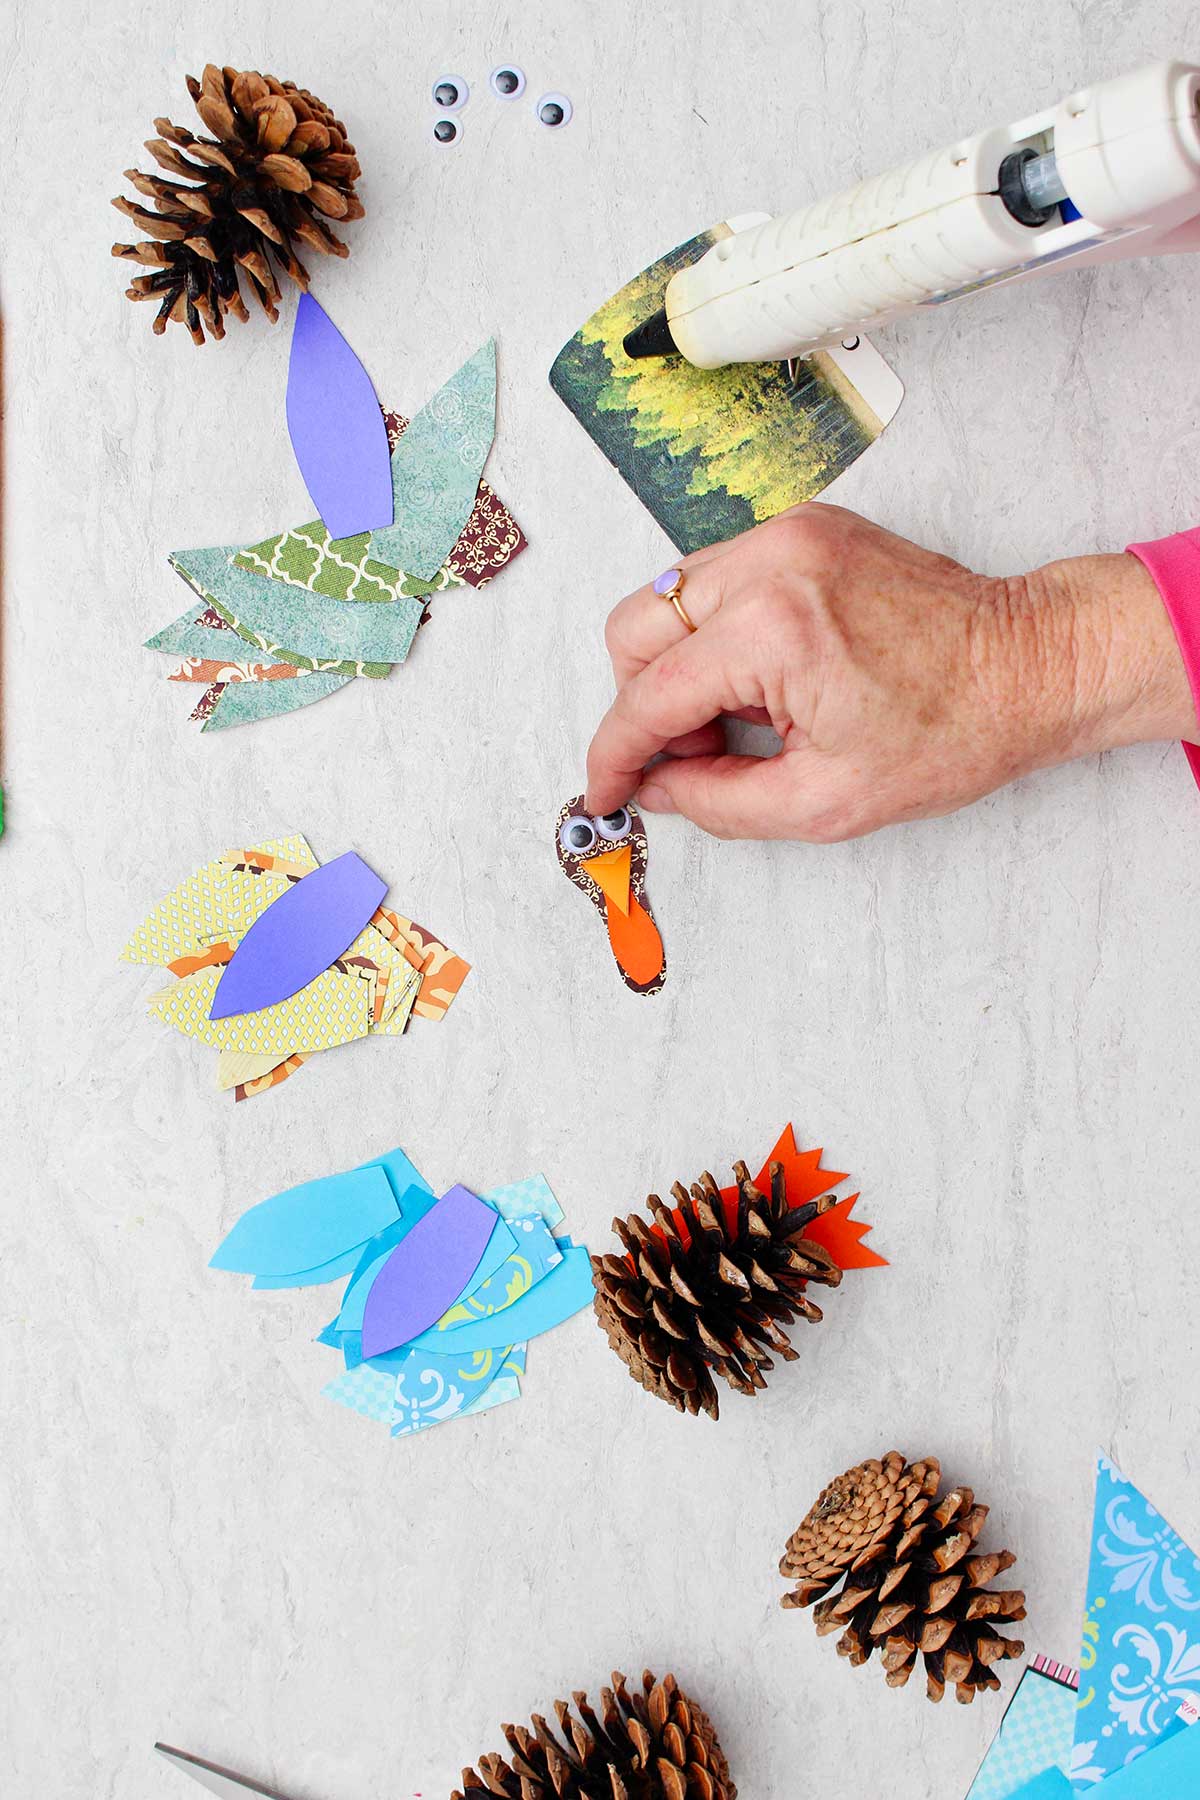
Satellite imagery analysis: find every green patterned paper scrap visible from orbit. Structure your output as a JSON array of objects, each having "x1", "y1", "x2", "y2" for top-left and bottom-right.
[
  {"x1": 370, "y1": 339, "x2": 496, "y2": 580},
  {"x1": 168, "y1": 544, "x2": 421, "y2": 671},
  {"x1": 234, "y1": 521, "x2": 461, "y2": 604},
  {"x1": 146, "y1": 597, "x2": 379, "y2": 678}
]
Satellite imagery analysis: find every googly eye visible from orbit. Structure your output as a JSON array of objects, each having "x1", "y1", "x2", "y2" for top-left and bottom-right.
[
  {"x1": 490, "y1": 64, "x2": 526, "y2": 99},
  {"x1": 595, "y1": 808, "x2": 631, "y2": 842},
  {"x1": 432, "y1": 116, "x2": 462, "y2": 146},
  {"x1": 534, "y1": 91, "x2": 573, "y2": 129},
  {"x1": 432, "y1": 75, "x2": 469, "y2": 110},
  {"x1": 559, "y1": 816, "x2": 597, "y2": 856}
]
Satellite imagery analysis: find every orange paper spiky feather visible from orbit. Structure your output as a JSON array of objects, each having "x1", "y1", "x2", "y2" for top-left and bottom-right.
[
  {"x1": 723, "y1": 1122, "x2": 888, "y2": 1271},
  {"x1": 642, "y1": 1123, "x2": 885, "y2": 1271}
]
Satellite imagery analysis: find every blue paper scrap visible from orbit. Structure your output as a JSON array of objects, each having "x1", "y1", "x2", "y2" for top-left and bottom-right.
[{"x1": 1072, "y1": 1454, "x2": 1200, "y2": 1787}]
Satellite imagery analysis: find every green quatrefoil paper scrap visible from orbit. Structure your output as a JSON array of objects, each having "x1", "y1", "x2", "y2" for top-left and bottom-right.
[{"x1": 233, "y1": 521, "x2": 464, "y2": 604}]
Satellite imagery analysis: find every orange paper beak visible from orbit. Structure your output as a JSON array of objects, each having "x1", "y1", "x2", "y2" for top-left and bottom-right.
[{"x1": 582, "y1": 845, "x2": 632, "y2": 915}]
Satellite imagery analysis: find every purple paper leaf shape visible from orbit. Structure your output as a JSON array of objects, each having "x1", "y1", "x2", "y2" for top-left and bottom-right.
[
  {"x1": 210, "y1": 851, "x2": 387, "y2": 1020},
  {"x1": 360, "y1": 1184, "x2": 497, "y2": 1359},
  {"x1": 285, "y1": 292, "x2": 394, "y2": 540}
]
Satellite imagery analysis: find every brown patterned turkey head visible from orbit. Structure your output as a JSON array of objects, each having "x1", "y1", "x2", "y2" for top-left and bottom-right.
[{"x1": 555, "y1": 795, "x2": 666, "y2": 995}]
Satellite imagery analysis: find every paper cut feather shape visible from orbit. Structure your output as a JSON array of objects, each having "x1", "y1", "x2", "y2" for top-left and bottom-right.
[
  {"x1": 121, "y1": 834, "x2": 469, "y2": 1100},
  {"x1": 211, "y1": 850, "x2": 387, "y2": 1017},
  {"x1": 967, "y1": 1456, "x2": 1200, "y2": 1798},
  {"x1": 641, "y1": 1121, "x2": 885, "y2": 1274},
  {"x1": 286, "y1": 293, "x2": 394, "y2": 539},
  {"x1": 145, "y1": 348, "x2": 525, "y2": 731},
  {"x1": 210, "y1": 1149, "x2": 590, "y2": 1437}
]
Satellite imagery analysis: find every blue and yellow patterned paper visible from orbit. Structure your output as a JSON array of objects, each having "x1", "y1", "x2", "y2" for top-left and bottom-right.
[
  {"x1": 1071, "y1": 1454, "x2": 1200, "y2": 1786},
  {"x1": 311, "y1": 1152, "x2": 586, "y2": 1441}
]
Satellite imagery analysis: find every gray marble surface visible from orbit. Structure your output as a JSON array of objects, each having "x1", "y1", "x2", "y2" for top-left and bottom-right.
[{"x1": 5, "y1": 2, "x2": 1200, "y2": 1795}]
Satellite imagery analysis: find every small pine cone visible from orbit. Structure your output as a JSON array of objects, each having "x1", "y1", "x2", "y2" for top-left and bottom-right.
[
  {"x1": 112, "y1": 63, "x2": 364, "y2": 343},
  {"x1": 780, "y1": 1451, "x2": 1027, "y2": 1704},
  {"x1": 451, "y1": 1669, "x2": 736, "y2": 1800},
  {"x1": 592, "y1": 1160, "x2": 843, "y2": 1420}
]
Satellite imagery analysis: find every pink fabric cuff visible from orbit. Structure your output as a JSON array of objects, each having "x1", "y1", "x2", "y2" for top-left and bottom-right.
[{"x1": 1126, "y1": 528, "x2": 1200, "y2": 789}]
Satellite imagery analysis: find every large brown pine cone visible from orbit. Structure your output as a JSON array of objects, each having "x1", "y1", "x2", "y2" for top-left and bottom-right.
[
  {"x1": 780, "y1": 1451, "x2": 1027, "y2": 1703},
  {"x1": 592, "y1": 1160, "x2": 843, "y2": 1420},
  {"x1": 452, "y1": 1669, "x2": 736, "y2": 1800},
  {"x1": 112, "y1": 64, "x2": 364, "y2": 343}
]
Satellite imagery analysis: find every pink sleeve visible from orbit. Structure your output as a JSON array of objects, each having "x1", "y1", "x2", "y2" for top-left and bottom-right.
[{"x1": 1126, "y1": 528, "x2": 1200, "y2": 789}]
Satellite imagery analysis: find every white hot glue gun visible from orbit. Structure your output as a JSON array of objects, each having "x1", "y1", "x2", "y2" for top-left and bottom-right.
[{"x1": 624, "y1": 60, "x2": 1200, "y2": 369}]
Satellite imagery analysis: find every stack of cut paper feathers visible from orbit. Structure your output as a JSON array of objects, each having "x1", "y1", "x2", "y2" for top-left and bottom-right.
[
  {"x1": 121, "y1": 834, "x2": 468, "y2": 1100},
  {"x1": 967, "y1": 1453, "x2": 1200, "y2": 1798},
  {"x1": 211, "y1": 1146, "x2": 592, "y2": 1436},
  {"x1": 145, "y1": 301, "x2": 525, "y2": 730}
]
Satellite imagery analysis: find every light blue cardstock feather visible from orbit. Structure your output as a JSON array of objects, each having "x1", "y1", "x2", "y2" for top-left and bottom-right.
[{"x1": 369, "y1": 340, "x2": 496, "y2": 579}]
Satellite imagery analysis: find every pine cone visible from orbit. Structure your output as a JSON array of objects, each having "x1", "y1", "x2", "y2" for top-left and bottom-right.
[
  {"x1": 592, "y1": 1160, "x2": 843, "y2": 1420},
  {"x1": 780, "y1": 1450, "x2": 1027, "y2": 1703},
  {"x1": 112, "y1": 64, "x2": 364, "y2": 344},
  {"x1": 452, "y1": 1668, "x2": 736, "y2": 1800}
]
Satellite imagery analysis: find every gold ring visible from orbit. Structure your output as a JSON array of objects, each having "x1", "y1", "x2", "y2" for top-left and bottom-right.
[{"x1": 652, "y1": 566, "x2": 696, "y2": 633}]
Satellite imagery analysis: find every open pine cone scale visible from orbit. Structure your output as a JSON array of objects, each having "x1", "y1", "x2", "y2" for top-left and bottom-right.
[
  {"x1": 592, "y1": 1160, "x2": 843, "y2": 1420},
  {"x1": 113, "y1": 64, "x2": 364, "y2": 343}
]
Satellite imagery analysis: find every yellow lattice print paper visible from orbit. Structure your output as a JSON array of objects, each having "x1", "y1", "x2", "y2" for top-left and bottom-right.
[
  {"x1": 120, "y1": 834, "x2": 316, "y2": 966},
  {"x1": 125, "y1": 834, "x2": 467, "y2": 1100},
  {"x1": 149, "y1": 965, "x2": 372, "y2": 1055}
]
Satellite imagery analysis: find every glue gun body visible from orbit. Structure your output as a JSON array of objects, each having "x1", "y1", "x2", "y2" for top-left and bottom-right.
[{"x1": 632, "y1": 61, "x2": 1200, "y2": 370}]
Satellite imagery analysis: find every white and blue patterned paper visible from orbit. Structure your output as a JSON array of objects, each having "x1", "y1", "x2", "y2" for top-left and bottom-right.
[
  {"x1": 306, "y1": 1151, "x2": 586, "y2": 1441},
  {"x1": 1071, "y1": 1454, "x2": 1200, "y2": 1786},
  {"x1": 968, "y1": 1668, "x2": 1079, "y2": 1799}
]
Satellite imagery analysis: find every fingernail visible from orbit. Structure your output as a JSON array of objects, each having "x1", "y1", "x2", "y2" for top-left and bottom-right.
[{"x1": 637, "y1": 783, "x2": 675, "y2": 813}]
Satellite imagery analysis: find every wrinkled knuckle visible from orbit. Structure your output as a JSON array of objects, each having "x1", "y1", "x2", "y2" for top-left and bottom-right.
[
  {"x1": 747, "y1": 571, "x2": 802, "y2": 638},
  {"x1": 603, "y1": 606, "x2": 626, "y2": 659},
  {"x1": 771, "y1": 506, "x2": 829, "y2": 562}
]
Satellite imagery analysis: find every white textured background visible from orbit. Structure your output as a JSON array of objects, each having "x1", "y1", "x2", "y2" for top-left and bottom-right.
[{"x1": 4, "y1": 2, "x2": 1200, "y2": 1796}]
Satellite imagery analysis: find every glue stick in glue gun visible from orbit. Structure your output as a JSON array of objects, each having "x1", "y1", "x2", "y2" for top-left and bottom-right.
[{"x1": 624, "y1": 60, "x2": 1200, "y2": 370}]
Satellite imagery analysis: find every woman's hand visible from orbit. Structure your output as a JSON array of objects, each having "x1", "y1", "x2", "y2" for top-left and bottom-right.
[{"x1": 584, "y1": 504, "x2": 1195, "y2": 842}]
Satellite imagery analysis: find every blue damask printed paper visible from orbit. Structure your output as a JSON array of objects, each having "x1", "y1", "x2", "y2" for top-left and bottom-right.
[
  {"x1": 1071, "y1": 1454, "x2": 1200, "y2": 1786},
  {"x1": 967, "y1": 1668, "x2": 1079, "y2": 1799}
]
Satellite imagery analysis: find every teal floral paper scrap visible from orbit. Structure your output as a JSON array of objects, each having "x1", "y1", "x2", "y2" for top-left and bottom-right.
[
  {"x1": 1071, "y1": 1454, "x2": 1200, "y2": 1786},
  {"x1": 370, "y1": 340, "x2": 497, "y2": 580}
]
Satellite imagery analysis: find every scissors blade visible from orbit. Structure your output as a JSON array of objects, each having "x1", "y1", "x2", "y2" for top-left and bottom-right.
[{"x1": 154, "y1": 1743, "x2": 302, "y2": 1800}]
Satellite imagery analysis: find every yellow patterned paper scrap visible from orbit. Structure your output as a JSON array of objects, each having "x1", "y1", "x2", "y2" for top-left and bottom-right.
[
  {"x1": 120, "y1": 835, "x2": 317, "y2": 967},
  {"x1": 215, "y1": 1049, "x2": 288, "y2": 1091},
  {"x1": 149, "y1": 965, "x2": 372, "y2": 1054}
]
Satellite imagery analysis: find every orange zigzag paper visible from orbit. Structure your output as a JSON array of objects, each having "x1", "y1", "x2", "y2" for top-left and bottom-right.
[
  {"x1": 643, "y1": 1123, "x2": 886, "y2": 1271},
  {"x1": 719, "y1": 1122, "x2": 887, "y2": 1271}
]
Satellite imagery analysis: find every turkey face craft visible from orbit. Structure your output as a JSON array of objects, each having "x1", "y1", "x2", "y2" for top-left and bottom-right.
[{"x1": 555, "y1": 796, "x2": 666, "y2": 995}]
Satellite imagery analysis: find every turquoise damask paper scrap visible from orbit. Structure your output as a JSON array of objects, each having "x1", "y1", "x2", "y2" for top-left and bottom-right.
[
  {"x1": 169, "y1": 544, "x2": 424, "y2": 667},
  {"x1": 1071, "y1": 1454, "x2": 1200, "y2": 1786},
  {"x1": 205, "y1": 673, "x2": 354, "y2": 732},
  {"x1": 369, "y1": 340, "x2": 497, "y2": 580}
]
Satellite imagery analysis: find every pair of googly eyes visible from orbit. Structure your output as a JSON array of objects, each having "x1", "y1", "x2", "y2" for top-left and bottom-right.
[
  {"x1": 432, "y1": 70, "x2": 572, "y2": 145},
  {"x1": 558, "y1": 808, "x2": 632, "y2": 856}
]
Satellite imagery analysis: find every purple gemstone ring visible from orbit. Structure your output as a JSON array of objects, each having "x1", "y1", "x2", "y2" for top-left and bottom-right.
[{"x1": 651, "y1": 566, "x2": 697, "y2": 634}]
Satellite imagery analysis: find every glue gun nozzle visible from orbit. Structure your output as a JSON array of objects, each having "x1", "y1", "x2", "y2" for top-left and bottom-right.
[{"x1": 622, "y1": 307, "x2": 678, "y2": 360}]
